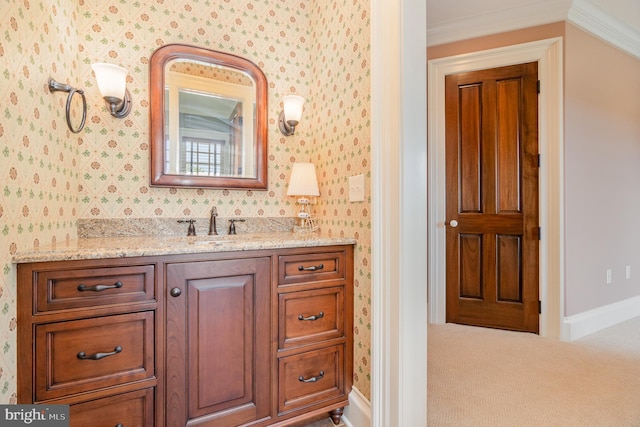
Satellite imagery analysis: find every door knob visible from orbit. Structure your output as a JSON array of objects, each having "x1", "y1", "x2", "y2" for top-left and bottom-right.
[
  {"x1": 170, "y1": 287, "x2": 182, "y2": 297},
  {"x1": 449, "y1": 220, "x2": 458, "y2": 228}
]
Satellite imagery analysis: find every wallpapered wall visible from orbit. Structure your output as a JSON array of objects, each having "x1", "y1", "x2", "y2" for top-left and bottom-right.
[{"x1": 0, "y1": 0, "x2": 371, "y2": 403}]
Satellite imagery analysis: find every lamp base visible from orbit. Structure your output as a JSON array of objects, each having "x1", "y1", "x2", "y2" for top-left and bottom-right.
[{"x1": 293, "y1": 217, "x2": 319, "y2": 233}]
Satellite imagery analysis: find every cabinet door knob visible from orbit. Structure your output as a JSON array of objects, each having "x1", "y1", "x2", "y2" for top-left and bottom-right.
[
  {"x1": 170, "y1": 287, "x2": 182, "y2": 297},
  {"x1": 448, "y1": 220, "x2": 459, "y2": 228}
]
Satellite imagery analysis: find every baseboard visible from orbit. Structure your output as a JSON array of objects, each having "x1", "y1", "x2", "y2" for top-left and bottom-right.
[
  {"x1": 562, "y1": 295, "x2": 640, "y2": 341},
  {"x1": 342, "y1": 387, "x2": 371, "y2": 427}
]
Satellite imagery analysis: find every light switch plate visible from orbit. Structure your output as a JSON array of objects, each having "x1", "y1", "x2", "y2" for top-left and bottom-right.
[{"x1": 349, "y1": 174, "x2": 365, "y2": 202}]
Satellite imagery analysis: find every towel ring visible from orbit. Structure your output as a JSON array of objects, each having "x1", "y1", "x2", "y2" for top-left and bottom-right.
[{"x1": 48, "y1": 78, "x2": 87, "y2": 134}]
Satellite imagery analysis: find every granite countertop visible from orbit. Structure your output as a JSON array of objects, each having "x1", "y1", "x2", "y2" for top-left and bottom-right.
[{"x1": 12, "y1": 232, "x2": 356, "y2": 264}]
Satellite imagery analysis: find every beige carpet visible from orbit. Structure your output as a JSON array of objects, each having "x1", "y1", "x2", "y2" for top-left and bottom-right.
[{"x1": 428, "y1": 317, "x2": 640, "y2": 426}]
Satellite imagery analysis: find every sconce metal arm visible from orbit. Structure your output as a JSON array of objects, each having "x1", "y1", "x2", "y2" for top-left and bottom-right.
[
  {"x1": 278, "y1": 110, "x2": 298, "y2": 136},
  {"x1": 48, "y1": 78, "x2": 87, "y2": 134},
  {"x1": 103, "y1": 88, "x2": 132, "y2": 118}
]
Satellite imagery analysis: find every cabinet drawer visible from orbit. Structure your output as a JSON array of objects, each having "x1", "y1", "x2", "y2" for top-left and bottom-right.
[
  {"x1": 35, "y1": 311, "x2": 155, "y2": 401},
  {"x1": 278, "y1": 251, "x2": 346, "y2": 286},
  {"x1": 279, "y1": 287, "x2": 345, "y2": 349},
  {"x1": 70, "y1": 388, "x2": 154, "y2": 427},
  {"x1": 278, "y1": 345, "x2": 345, "y2": 414},
  {"x1": 34, "y1": 264, "x2": 155, "y2": 313}
]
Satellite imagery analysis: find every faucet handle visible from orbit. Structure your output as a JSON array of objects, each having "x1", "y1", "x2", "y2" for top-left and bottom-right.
[
  {"x1": 178, "y1": 219, "x2": 197, "y2": 236},
  {"x1": 228, "y1": 219, "x2": 246, "y2": 235}
]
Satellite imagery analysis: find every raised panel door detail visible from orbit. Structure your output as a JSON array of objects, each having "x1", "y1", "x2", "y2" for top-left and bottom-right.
[
  {"x1": 496, "y1": 234, "x2": 522, "y2": 303},
  {"x1": 459, "y1": 83, "x2": 482, "y2": 213},
  {"x1": 189, "y1": 275, "x2": 253, "y2": 413},
  {"x1": 459, "y1": 234, "x2": 483, "y2": 300},
  {"x1": 165, "y1": 257, "x2": 271, "y2": 427},
  {"x1": 496, "y1": 78, "x2": 523, "y2": 214}
]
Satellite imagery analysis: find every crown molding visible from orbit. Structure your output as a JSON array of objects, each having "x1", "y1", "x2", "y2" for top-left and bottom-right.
[
  {"x1": 568, "y1": 0, "x2": 640, "y2": 59},
  {"x1": 427, "y1": 0, "x2": 570, "y2": 47},
  {"x1": 427, "y1": 0, "x2": 640, "y2": 60}
]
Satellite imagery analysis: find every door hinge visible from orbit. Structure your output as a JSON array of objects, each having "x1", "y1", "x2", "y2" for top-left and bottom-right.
[
  {"x1": 537, "y1": 80, "x2": 541, "y2": 94},
  {"x1": 538, "y1": 227, "x2": 541, "y2": 240},
  {"x1": 538, "y1": 154, "x2": 541, "y2": 167},
  {"x1": 538, "y1": 300, "x2": 542, "y2": 314}
]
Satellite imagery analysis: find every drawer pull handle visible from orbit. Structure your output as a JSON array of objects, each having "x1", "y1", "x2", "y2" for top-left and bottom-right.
[
  {"x1": 298, "y1": 312, "x2": 324, "y2": 321},
  {"x1": 298, "y1": 264, "x2": 324, "y2": 272},
  {"x1": 116, "y1": 425, "x2": 123, "y2": 427},
  {"x1": 77, "y1": 281, "x2": 123, "y2": 292},
  {"x1": 77, "y1": 346, "x2": 123, "y2": 361},
  {"x1": 299, "y1": 371, "x2": 324, "y2": 383}
]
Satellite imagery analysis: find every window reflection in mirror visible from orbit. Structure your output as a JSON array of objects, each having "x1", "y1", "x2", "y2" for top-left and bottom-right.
[{"x1": 163, "y1": 59, "x2": 256, "y2": 178}]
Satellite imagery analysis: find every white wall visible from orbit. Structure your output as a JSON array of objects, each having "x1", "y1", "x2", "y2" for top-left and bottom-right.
[{"x1": 564, "y1": 23, "x2": 640, "y2": 316}]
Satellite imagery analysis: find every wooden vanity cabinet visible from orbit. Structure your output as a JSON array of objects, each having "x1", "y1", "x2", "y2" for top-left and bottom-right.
[
  {"x1": 18, "y1": 244, "x2": 353, "y2": 427},
  {"x1": 164, "y1": 256, "x2": 272, "y2": 426},
  {"x1": 17, "y1": 257, "x2": 158, "y2": 427},
  {"x1": 275, "y1": 248, "x2": 354, "y2": 424}
]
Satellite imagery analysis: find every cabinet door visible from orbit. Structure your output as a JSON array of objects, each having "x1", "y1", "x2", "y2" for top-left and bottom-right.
[{"x1": 165, "y1": 257, "x2": 271, "y2": 427}]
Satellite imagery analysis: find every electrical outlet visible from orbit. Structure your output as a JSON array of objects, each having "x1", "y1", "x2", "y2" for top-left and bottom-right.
[
  {"x1": 626, "y1": 265, "x2": 631, "y2": 280},
  {"x1": 606, "y1": 269, "x2": 612, "y2": 284}
]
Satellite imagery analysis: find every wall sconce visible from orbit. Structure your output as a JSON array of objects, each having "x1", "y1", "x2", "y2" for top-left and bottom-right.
[
  {"x1": 278, "y1": 95, "x2": 305, "y2": 136},
  {"x1": 48, "y1": 78, "x2": 87, "y2": 134},
  {"x1": 287, "y1": 162, "x2": 320, "y2": 232},
  {"x1": 91, "y1": 63, "x2": 132, "y2": 118}
]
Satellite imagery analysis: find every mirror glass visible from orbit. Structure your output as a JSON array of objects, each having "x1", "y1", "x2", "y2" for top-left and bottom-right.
[{"x1": 150, "y1": 44, "x2": 268, "y2": 189}]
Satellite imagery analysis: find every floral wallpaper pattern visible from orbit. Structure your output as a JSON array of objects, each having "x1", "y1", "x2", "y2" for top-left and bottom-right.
[{"x1": 0, "y1": 0, "x2": 370, "y2": 403}]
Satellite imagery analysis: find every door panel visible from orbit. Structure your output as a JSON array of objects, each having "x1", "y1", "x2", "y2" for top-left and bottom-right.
[
  {"x1": 445, "y1": 62, "x2": 539, "y2": 333},
  {"x1": 165, "y1": 257, "x2": 271, "y2": 426}
]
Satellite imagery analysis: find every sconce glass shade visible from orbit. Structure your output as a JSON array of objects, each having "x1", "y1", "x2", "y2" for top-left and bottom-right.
[
  {"x1": 283, "y1": 95, "x2": 304, "y2": 123},
  {"x1": 287, "y1": 162, "x2": 320, "y2": 197},
  {"x1": 279, "y1": 95, "x2": 305, "y2": 136},
  {"x1": 92, "y1": 63, "x2": 127, "y2": 100},
  {"x1": 91, "y1": 62, "x2": 131, "y2": 118}
]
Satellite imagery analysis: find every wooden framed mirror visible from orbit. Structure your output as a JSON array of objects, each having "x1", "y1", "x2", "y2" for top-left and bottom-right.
[{"x1": 149, "y1": 44, "x2": 268, "y2": 189}]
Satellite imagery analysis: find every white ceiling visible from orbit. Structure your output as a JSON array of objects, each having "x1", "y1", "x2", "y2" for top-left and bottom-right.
[{"x1": 427, "y1": 0, "x2": 640, "y2": 57}]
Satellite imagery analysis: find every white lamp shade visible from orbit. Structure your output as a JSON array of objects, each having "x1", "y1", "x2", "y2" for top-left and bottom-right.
[
  {"x1": 287, "y1": 163, "x2": 319, "y2": 197},
  {"x1": 282, "y1": 95, "x2": 305, "y2": 123},
  {"x1": 92, "y1": 63, "x2": 128, "y2": 100}
]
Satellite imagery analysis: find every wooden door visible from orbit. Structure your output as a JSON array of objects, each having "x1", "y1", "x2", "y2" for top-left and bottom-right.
[
  {"x1": 445, "y1": 62, "x2": 539, "y2": 333},
  {"x1": 165, "y1": 257, "x2": 271, "y2": 426}
]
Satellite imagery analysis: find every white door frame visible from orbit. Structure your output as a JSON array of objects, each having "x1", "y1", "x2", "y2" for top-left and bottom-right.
[
  {"x1": 427, "y1": 38, "x2": 565, "y2": 339},
  {"x1": 370, "y1": 0, "x2": 427, "y2": 426}
]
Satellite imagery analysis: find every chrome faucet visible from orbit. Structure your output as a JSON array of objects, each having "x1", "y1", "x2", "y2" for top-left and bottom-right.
[{"x1": 208, "y1": 207, "x2": 218, "y2": 235}]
